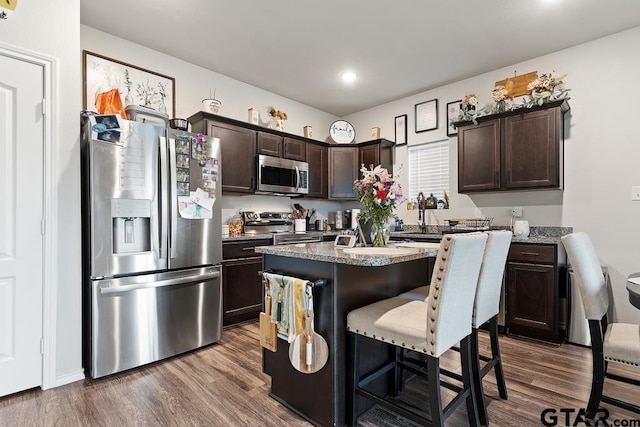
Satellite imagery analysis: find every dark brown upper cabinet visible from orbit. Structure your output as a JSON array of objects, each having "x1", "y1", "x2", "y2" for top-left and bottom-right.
[
  {"x1": 306, "y1": 142, "x2": 328, "y2": 198},
  {"x1": 257, "y1": 131, "x2": 282, "y2": 157},
  {"x1": 257, "y1": 133, "x2": 306, "y2": 161},
  {"x1": 329, "y1": 139, "x2": 395, "y2": 200},
  {"x1": 201, "y1": 121, "x2": 256, "y2": 194},
  {"x1": 455, "y1": 100, "x2": 569, "y2": 193},
  {"x1": 328, "y1": 146, "x2": 359, "y2": 199},
  {"x1": 283, "y1": 137, "x2": 306, "y2": 161}
]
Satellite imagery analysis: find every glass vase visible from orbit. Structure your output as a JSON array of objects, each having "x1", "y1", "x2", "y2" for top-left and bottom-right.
[
  {"x1": 158, "y1": 98, "x2": 167, "y2": 113},
  {"x1": 370, "y1": 220, "x2": 390, "y2": 247},
  {"x1": 124, "y1": 90, "x2": 134, "y2": 106}
]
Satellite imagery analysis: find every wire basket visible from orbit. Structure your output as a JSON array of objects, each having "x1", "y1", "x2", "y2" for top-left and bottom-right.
[{"x1": 445, "y1": 217, "x2": 494, "y2": 231}]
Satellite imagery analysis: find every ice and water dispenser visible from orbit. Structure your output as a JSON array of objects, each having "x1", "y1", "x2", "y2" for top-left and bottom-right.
[{"x1": 111, "y1": 198, "x2": 151, "y2": 254}]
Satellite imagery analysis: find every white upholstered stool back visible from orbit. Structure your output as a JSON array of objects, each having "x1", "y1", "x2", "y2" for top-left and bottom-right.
[
  {"x1": 561, "y1": 231, "x2": 640, "y2": 419},
  {"x1": 426, "y1": 232, "x2": 488, "y2": 357},
  {"x1": 561, "y1": 232, "x2": 609, "y2": 320},
  {"x1": 473, "y1": 230, "x2": 512, "y2": 327}
]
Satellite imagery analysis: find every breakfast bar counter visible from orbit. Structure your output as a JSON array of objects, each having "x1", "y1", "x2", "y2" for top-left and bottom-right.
[{"x1": 255, "y1": 242, "x2": 438, "y2": 427}]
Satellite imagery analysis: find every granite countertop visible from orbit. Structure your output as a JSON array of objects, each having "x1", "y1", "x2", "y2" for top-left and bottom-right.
[
  {"x1": 390, "y1": 226, "x2": 572, "y2": 245},
  {"x1": 255, "y1": 241, "x2": 437, "y2": 267},
  {"x1": 222, "y1": 233, "x2": 273, "y2": 242},
  {"x1": 224, "y1": 226, "x2": 572, "y2": 245},
  {"x1": 223, "y1": 231, "x2": 341, "y2": 243}
]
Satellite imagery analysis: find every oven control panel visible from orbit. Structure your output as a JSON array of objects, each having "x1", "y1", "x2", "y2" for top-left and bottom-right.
[{"x1": 242, "y1": 211, "x2": 294, "y2": 234}]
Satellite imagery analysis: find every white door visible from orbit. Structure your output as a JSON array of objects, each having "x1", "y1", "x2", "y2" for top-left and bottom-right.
[{"x1": 0, "y1": 53, "x2": 44, "y2": 396}]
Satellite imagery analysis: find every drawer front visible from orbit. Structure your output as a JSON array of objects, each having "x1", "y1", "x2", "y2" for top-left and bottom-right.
[
  {"x1": 223, "y1": 239, "x2": 272, "y2": 260},
  {"x1": 508, "y1": 244, "x2": 555, "y2": 264}
]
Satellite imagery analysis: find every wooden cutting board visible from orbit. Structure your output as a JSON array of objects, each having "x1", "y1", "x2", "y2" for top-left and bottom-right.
[
  {"x1": 288, "y1": 310, "x2": 328, "y2": 373},
  {"x1": 260, "y1": 295, "x2": 277, "y2": 352}
]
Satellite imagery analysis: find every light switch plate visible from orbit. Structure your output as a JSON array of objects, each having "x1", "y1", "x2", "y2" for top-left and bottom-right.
[
  {"x1": 511, "y1": 207, "x2": 523, "y2": 217},
  {"x1": 632, "y1": 186, "x2": 640, "y2": 201}
]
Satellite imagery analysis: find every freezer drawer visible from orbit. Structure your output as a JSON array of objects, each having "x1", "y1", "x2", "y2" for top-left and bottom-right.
[{"x1": 88, "y1": 266, "x2": 222, "y2": 378}]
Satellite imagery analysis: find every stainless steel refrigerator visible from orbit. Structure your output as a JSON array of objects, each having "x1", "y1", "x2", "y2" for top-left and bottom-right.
[{"x1": 81, "y1": 114, "x2": 222, "y2": 378}]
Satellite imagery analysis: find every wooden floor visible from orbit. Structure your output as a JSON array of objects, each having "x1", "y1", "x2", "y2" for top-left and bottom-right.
[{"x1": 1, "y1": 321, "x2": 639, "y2": 426}]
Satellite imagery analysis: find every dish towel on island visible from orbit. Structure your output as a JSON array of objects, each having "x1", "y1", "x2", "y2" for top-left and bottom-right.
[{"x1": 263, "y1": 273, "x2": 307, "y2": 343}]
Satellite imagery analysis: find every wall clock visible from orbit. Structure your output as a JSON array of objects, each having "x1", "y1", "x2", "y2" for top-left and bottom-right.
[{"x1": 329, "y1": 120, "x2": 356, "y2": 144}]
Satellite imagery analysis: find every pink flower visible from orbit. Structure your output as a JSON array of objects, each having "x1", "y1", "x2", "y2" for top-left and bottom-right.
[{"x1": 372, "y1": 165, "x2": 391, "y2": 183}]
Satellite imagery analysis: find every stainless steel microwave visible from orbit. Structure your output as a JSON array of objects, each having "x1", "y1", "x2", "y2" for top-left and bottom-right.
[{"x1": 256, "y1": 154, "x2": 309, "y2": 195}]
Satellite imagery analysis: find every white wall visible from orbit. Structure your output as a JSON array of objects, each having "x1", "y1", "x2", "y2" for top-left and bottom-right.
[
  {"x1": 82, "y1": 26, "x2": 344, "y2": 221},
  {"x1": 0, "y1": 0, "x2": 83, "y2": 384},
  {"x1": 4, "y1": 6, "x2": 638, "y2": 388},
  {"x1": 345, "y1": 26, "x2": 640, "y2": 324},
  {"x1": 81, "y1": 26, "x2": 339, "y2": 140}
]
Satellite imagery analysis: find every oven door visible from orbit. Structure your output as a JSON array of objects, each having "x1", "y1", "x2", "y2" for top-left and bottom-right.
[{"x1": 257, "y1": 154, "x2": 308, "y2": 194}]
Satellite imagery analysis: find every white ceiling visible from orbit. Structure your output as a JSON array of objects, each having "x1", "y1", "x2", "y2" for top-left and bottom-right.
[{"x1": 81, "y1": 0, "x2": 640, "y2": 117}]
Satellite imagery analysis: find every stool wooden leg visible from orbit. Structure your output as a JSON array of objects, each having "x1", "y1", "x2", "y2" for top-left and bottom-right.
[
  {"x1": 427, "y1": 356, "x2": 444, "y2": 426},
  {"x1": 392, "y1": 347, "x2": 402, "y2": 396},
  {"x1": 489, "y1": 316, "x2": 508, "y2": 400},
  {"x1": 470, "y1": 329, "x2": 488, "y2": 426},
  {"x1": 586, "y1": 320, "x2": 605, "y2": 420},
  {"x1": 461, "y1": 335, "x2": 481, "y2": 427},
  {"x1": 350, "y1": 332, "x2": 360, "y2": 426}
]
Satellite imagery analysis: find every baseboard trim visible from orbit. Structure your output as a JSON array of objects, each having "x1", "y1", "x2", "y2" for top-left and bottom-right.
[{"x1": 54, "y1": 369, "x2": 85, "y2": 388}]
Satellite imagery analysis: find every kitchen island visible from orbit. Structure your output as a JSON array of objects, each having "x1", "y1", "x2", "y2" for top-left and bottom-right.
[{"x1": 255, "y1": 242, "x2": 438, "y2": 427}]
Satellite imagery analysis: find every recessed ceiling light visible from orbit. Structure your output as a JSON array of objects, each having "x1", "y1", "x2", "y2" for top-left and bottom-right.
[{"x1": 340, "y1": 71, "x2": 357, "y2": 84}]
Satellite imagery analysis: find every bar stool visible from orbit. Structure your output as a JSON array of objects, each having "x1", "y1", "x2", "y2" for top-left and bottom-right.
[
  {"x1": 398, "y1": 230, "x2": 512, "y2": 425},
  {"x1": 347, "y1": 232, "x2": 487, "y2": 426},
  {"x1": 562, "y1": 232, "x2": 640, "y2": 419}
]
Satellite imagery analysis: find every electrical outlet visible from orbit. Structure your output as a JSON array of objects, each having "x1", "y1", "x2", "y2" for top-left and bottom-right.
[
  {"x1": 633, "y1": 186, "x2": 640, "y2": 201},
  {"x1": 511, "y1": 207, "x2": 523, "y2": 217}
]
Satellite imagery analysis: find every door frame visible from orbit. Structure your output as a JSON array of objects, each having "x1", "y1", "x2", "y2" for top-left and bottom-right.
[{"x1": 1, "y1": 44, "x2": 58, "y2": 390}]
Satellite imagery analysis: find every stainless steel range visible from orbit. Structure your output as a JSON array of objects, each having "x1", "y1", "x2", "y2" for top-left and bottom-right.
[{"x1": 242, "y1": 211, "x2": 323, "y2": 245}]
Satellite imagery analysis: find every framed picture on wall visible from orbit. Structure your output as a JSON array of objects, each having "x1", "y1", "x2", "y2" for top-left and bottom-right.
[
  {"x1": 446, "y1": 100, "x2": 462, "y2": 137},
  {"x1": 415, "y1": 99, "x2": 438, "y2": 133},
  {"x1": 394, "y1": 114, "x2": 407, "y2": 146},
  {"x1": 83, "y1": 50, "x2": 175, "y2": 119}
]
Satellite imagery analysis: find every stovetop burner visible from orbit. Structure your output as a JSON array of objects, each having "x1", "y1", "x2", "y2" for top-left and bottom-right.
[
  {"x1": 242, "y1": 211, "x2": 294, "y2": 234},
  {"x1": 242, "y1": 211, "x2": 323, "y2": 245}
]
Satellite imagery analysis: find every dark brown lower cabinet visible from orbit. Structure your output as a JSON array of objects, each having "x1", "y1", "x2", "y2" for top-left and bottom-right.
[
  {"x1": 507, "y1": 243, "x2": 565, "y2": 343},
  {"x1": 222, "y1": 239, "x2": 271, "y2": 326}
]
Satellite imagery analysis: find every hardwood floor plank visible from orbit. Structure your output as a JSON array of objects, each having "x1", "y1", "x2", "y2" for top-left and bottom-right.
[{"x1": 2, "y1": 321, "x2": 640, "y2": 426}]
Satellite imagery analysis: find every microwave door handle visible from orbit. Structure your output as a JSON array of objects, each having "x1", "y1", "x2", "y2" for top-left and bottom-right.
[
  {"x1": 168, "y1": 137, "x2": 178, "y2": 260},
  {"x1": 159, "y1": 136, "x2": 169, "y2": 263},
  {"x1": 294, "y1": 166, "x2": 300, "y2": 192}
]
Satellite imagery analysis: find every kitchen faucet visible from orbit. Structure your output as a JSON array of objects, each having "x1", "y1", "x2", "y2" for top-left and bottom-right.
[{"x1": 417, "y1": 192, "x2": 427, "y2": 233}]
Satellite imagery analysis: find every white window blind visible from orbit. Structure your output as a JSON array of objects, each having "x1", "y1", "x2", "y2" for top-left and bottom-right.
[{"x1": 408, "y1": 140, "x2": 450, "y2": 202}]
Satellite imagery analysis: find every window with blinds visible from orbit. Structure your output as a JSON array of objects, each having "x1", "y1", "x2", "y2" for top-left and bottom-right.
[{"x1": 408, "y1": 140, "x2": 450, "y2": 202}]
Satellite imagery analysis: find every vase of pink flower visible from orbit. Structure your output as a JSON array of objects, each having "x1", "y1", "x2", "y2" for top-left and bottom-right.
[{"x1": 353, "y1": 164, "x2": 404, "y2": 247}]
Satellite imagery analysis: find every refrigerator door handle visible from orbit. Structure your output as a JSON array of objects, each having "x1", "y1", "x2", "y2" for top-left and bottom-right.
[
  {"x1": 159, "y1": 136, "x2": 169, "y2": 262},
  {"x1": 168, "y1": 137, "x2": 178, "y2": 259},
  {"x1": 99, "y1": 270, "x2": 221, "y2": 294}
]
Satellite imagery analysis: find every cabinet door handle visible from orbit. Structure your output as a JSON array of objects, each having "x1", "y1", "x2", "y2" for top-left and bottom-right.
[
  {"x1": 241, "y1": 247, "x2": 255, "y2": 251},
  {"x1": 521, "y1": 252, "x2": 539, "y2": 256}
]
